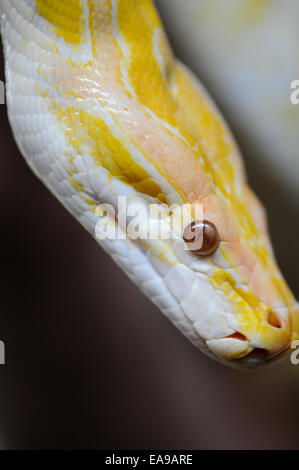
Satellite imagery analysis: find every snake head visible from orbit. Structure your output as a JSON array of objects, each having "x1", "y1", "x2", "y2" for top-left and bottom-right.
[{"x1": 161, "y1": 184, "x2": 299, "y2": 368}]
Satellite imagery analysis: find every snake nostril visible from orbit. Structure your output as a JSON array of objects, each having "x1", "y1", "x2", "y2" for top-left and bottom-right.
[{"x1": 267, "y1": 311, "x2": 282, "y2": 329}]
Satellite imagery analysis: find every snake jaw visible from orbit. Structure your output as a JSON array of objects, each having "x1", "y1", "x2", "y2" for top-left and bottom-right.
[
  {"x1": 163, "y1": 255, "x2": 293, "y2": 366},
  {"x1": 206, "y1": 337, "x2": 253, "y2": 362},
  {"x1": 199, "y1": 303, "x2": 292, "y2": 367}
]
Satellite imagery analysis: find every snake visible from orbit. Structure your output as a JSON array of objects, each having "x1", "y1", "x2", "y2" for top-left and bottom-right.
[{"x1": 1, "y1": 0, "x2": 298, "y2": 368}]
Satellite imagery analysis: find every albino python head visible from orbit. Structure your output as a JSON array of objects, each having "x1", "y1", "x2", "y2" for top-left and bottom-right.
[{"x1": 1, "y1": 0, "x2": 298, "y2": 367}]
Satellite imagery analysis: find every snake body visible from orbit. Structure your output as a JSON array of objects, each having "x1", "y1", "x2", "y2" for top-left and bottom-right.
[{"x1": 1, "y1": 0, "x2": 298, "y2": 367}]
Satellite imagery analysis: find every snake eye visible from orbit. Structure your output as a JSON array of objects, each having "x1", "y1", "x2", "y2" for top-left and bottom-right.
[{"x1": 183, "y1": 220, "x2": 220, "y2": 257}]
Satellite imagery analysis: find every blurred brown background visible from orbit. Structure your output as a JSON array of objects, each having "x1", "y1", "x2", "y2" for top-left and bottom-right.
[{"x1": 0, "y1": 2, "x2": 299, "y2": 450}]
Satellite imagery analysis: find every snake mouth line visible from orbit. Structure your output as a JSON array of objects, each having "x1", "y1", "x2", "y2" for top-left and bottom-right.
[
  {"x1": 236, "y1": 345, "x2": 292, "y2": 368},
  {"x1": 206, "y1": 308, "x2": 289, "y2": 365}
]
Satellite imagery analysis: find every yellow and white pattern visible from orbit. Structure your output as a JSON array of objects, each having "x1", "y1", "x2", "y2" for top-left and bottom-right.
[{"x1": 1, "y1": 0, "x2": 298, "y2": 367}]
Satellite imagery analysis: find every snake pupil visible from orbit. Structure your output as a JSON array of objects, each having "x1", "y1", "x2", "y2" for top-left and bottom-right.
[{"x1": 183, "y1": 220, "x2": 220, "y2": 257}]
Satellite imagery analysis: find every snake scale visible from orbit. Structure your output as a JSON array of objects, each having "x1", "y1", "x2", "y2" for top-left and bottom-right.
[{"x1": 1, "y1": 0, "x2": 298, "y2": 367}]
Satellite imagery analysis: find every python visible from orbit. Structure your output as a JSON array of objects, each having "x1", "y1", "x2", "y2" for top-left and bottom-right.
[{"x1": 0, "y1": 0, "x2": 298, "y2": 367}]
